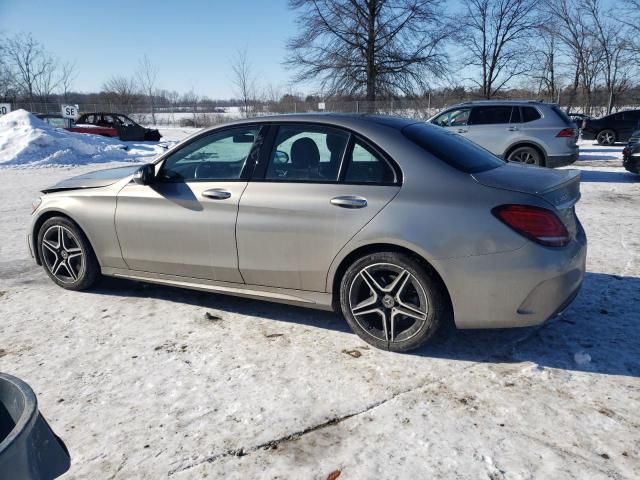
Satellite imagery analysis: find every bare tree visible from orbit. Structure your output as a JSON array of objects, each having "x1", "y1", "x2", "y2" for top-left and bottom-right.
[
  {"x1": 3, "y1": 33, "x2": 57, "y2": 102},
  {"x1": 230, "y1": 49, "x2": 256, "y2": 118},
  {"x1": 102, "y1": 75, "x2": 138, "y2": 111},
  {"x1": 531, "y1": 24, "x2": 562, "y2": 101},
  {"x1": 458, "y1": 0, "x2": 541, "y2": 99},
  {"x1": 58, "y1": 61, "x2": 77, "y2": 101},
  {"x1": 286, "y1": 0, "x2": 449, "y2": 102},
  {"x1": 584, "y1": 0, "x2": 631, "y2": 113},
  {"x1": 136, "y1": 55, "x2": 159, "y2": 124}
]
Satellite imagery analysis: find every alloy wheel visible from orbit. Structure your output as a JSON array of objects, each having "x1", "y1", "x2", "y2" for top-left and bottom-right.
[
  {"x1": 41, "y1": 225, "x2": 85, "y2": 284},
  {"x1": 348, "y1": 263, "x2": 429, "y2": 344},
  {"x1": 509, "y1": 148, "x2": 539, "y2": 165},
  {"x1": 597, "y1": 130, "x2": 615, "y2": 146}
]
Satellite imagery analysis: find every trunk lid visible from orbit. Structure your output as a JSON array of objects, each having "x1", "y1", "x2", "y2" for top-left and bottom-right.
[{"x1": 473, "y1": 163, "x2": 581, "y2": 237}]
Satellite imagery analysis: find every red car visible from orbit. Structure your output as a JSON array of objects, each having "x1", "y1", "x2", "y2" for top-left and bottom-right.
[{"x1": 36, "y1": 114, "x2": 119, "y2": 138}]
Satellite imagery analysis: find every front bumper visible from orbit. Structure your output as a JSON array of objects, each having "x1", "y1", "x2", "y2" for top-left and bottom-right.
[
  {"x1": 437, "y1": 222, "x2": 587, "y2": 329},
  {"x1": 546, "y1": 152, "x2": 578, "y2": 168}
]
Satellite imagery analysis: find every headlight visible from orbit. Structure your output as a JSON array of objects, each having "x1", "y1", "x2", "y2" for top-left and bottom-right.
[{"x1": 31, "y1": 197, "x2": 42, "y2": 214}]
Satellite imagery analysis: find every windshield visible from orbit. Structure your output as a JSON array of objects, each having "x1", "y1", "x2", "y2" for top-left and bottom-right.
[{"x1": 402, "y1": 123, "x2": 505, "y2": 173}]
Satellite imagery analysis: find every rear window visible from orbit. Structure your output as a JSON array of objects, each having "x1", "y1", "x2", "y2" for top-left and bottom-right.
[
  {"x1": 403, "y1": 123, "x2": 505, "y2": 173},
  {"x1": 551, "y1": 105, "x2": 572, "y2": 125}
]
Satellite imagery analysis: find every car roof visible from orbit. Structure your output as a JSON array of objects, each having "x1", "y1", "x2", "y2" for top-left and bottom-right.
[{"x1": 200, "y1": 113, "x2": 418, "y2": 133}]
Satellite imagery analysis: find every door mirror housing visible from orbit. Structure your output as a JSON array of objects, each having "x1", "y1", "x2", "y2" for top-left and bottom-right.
[
  {"x1": 274, "y1": 150, "x2": 289, "y2": 164},
  {"x1": 132, "y1": 163, "x2": 155, "y2": 185}
]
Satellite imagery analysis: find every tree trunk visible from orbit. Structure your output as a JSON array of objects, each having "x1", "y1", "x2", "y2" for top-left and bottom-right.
[{"x1": 366, "y1": 0, "x2": 377, "y2": 103}]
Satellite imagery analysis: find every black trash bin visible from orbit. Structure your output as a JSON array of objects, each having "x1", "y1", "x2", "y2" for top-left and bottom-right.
[{"x1": 0, "y1": 373, "x2": 70, "y2": 479}]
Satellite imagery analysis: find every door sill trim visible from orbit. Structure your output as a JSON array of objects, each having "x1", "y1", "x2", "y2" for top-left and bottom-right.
[{"x1": 101, "y1": 267, "x2": 334, "y2": 310}]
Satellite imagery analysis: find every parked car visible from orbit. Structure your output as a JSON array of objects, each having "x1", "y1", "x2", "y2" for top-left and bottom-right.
[
  {"x1": 622, "y1": 130, "x2": 640, "y2": 174},
  {"x1": 75, "y1": 113, "x2": 162, "y2": 141},
  {"x1": 581, "y1": 110, "x2": 640, "y2": 145},
  {"x1": 429, "y1": 100, "x2": 578, "y2": 167},
  {"x1": 36, "y1": 113, "x2": 119, "y2": 138},
  {"x1": 28, "y1": 114, "x2": 586, "y2": 352}
]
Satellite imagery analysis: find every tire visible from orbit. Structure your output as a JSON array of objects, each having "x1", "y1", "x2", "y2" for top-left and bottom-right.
[
  {"x1": 596, "y1": 129, "x2": 616, "y2": 146},
  {"x1": 339, "y1": 252, "x2": 447, "y2": 352},
  {"x1": 507, "y1": 146, "x2": 543, "y2": 166},
  {"x1": 37, "y1": 216, "x2": 100, "y2": 290}
]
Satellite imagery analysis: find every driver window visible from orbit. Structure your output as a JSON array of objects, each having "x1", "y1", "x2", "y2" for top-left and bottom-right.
[
  {"x1": 433, "y1": 108, "x2": 471, "y2": 127},
  {"x1": 159, "y1": 127, "x2": 258, "y2": 182}
]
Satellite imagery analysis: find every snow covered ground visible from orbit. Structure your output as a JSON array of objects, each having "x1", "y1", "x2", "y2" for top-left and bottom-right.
[{"x1": 0, "y1": 128, "x2": 638, "y2": 479}]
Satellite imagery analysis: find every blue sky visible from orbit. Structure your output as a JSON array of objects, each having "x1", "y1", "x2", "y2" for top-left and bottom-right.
[{"x1": 0, "y1": 0, "x2": 297, "y2": 98}]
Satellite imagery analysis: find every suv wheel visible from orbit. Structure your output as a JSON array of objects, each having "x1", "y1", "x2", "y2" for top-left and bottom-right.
[
  {"x1": 596, "y1": 129, "x2": 616, "y2": 146},
  {"x1": 507, "y1": 146, "x2": 542, "y2": 166},
  {"x1": 340, "y1": 252, "x2": 447, "y2": 352}
]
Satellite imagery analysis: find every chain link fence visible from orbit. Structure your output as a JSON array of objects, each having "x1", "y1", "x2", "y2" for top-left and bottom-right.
[{"x1": 12, "y1": 93, "x2": 640, "y2": 128}]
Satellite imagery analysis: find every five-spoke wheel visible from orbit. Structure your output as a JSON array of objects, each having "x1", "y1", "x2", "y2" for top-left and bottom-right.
[
  {"x1": 37, "y1": 217, "x2": 99, "y2": 290},
  {"x1": 596, "y1": 129, "x2": 616, "y2": 146},
  {"x1": 340, "y1": 252, "x2": 446, "y2": 352},
  {"x1": 507, "y1": 146, "x2": 542, "y2": 166}
]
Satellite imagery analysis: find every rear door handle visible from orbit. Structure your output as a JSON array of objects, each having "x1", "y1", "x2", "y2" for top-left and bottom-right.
[
  {"x1": 330, "y1": 195, "x2": 368, "y2": 209},
  {"x1": 202, "y1": 188, "x2": 231, "y2": 200},
  {"x1": 456, "y1": 128, "x2": 468, "y2": 133},
  {"x1": 508, "y1": 126, "x2": 519, "y2": 131}
]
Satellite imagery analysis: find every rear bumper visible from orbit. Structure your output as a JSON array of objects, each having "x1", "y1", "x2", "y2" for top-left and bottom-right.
[
  {"x1": 437, "y1": 222, "x2": 587, "y2": 329},
  {"x1": 580, "y1": 130, "x2": 597, "y2": 141},
  {"x1": 546, "y1": 152, "x2": 578, "y2": 168}
]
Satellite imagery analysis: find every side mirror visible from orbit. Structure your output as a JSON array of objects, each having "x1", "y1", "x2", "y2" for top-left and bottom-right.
[{"x1": 132, "y1": 163, "x2": 155, "y2": 185}]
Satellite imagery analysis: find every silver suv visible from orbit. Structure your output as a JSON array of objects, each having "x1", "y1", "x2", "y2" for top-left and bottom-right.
[{"x1": 429, "y1": 100, "x2": 578, "y2": 167}]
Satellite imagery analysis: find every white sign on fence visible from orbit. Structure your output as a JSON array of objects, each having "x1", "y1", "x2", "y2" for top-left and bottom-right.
[
  {"x1": 318, "y1": 102, "x2": 326, "y2": 110},
  {"x1": 61, "y1": 104, "x2": 79, "y2": 119},
  {"x1": 0, "y1": 103, "x2": 11, "y2": 116}
]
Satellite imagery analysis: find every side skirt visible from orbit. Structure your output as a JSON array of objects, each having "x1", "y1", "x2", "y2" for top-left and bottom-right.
[{"x1": 101, "y1": 267, "x2": 335, "y2": 311}]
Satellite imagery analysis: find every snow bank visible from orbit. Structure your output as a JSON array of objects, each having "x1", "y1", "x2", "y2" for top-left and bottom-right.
[{"x1": 0, "y1": 109, "x2": 164, "y2": 167}]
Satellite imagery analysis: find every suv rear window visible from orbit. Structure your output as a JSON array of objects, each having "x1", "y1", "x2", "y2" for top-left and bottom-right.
[
  {"x1": 402, "y1": 123, "x2": 505, "y2": 173},
  {"x1": 550, "y1": 105, "x2": 572, "y2": 125}
]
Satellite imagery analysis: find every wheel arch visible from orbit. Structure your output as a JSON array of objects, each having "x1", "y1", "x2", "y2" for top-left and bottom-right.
[
  {"x1": 329, "y1": 243, "x2": 453, "y2": 321},
  {"x1": 31, "y1": 210, "x2": 94, "y2": 266},
  {"x1": 503, "y1": 142, "x2": 547, "y2": 166}
]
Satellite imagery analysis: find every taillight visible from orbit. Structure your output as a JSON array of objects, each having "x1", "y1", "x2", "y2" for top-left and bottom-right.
[
  {"x1": 492, "y1": 204, "x2": 570, "y2": 247},
  {"x1": 556, "y1": 128, "x2": 575, "y2": 138}
]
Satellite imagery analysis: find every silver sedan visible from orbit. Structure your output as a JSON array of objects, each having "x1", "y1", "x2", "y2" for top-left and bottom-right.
[{"x1": 28, "y1": 114, "x2": 587, "y2": 352}]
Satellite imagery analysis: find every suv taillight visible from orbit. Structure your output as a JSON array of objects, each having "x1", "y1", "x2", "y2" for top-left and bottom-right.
[
  {"x1": 492, "y1": 205, "x2": 570, "y2": 247},
  {"x1": 556, "y1": 128, "x2": 576, "y2": 138}
]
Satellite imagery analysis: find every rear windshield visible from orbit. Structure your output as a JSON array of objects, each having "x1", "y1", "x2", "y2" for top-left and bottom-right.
[
  {"x1": 551, "y1": 105, "x2": 573, "y2": 125},
  {"x1": 402, "y1": 123, "x2": 505, "y2": 173}
]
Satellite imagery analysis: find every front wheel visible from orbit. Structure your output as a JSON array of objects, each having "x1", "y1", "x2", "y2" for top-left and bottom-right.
[
  {"x1": 37, "y1": 217, "x2": 100, "y2": 290},
  {"x1": 339, "y1": 252, "x2": 447, "y2": 352},
  {"x1": 596, "y1": 129, "x2": 616, "y2": 146}
]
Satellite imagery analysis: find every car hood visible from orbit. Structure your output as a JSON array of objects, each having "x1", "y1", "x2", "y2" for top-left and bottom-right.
[
  {"x1": 41, "y1": 165, "x2": 140, "y2": 193},
  {"x1": 472, "y1": 163, "x2": 581, "y2": 208}
]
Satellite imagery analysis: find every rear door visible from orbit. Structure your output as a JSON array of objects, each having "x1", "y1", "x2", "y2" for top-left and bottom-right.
[
  {"x1": 465, "y1": 105, "x2": 518, "y2": 154},
  {"x1": 617, "y1": 111, "x2": 640, "y2": 142},
  {"x1": 236, "y1": 123, "x2": 401, "y2": 292}
]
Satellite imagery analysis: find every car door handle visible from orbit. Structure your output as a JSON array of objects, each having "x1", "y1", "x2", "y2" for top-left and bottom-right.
[
  {"x1": 330, "y1": 196, "x2": 368, "y2": 209},
  {"x1": 456, "y1": 128, "x2": 468, "y2": 133},
  {"x1": 508, "y1": 126, "x2": 519, "y2": 131},
  {"x1": 202, "y1": 188, "x2": 231, "y2": 200}
]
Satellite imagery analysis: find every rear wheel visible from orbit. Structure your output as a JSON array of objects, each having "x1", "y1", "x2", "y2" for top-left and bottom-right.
[
  {"x1": 596, "y1": 129, "x2": 616, "y2": 146},
  {"x1": 507, "y1": 146, "x2": 543, "y2": 166},
  {"x1": 37, "y1": 217, "x2": 100, "y2": 290},
  {"x1": 340, "y1": 252, "x2": 447, "y2": 352}
]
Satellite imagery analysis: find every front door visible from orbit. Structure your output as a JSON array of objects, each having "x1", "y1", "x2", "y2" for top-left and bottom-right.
[
  {"x1": 115, "y1": 125, "x2": 263, "y2": 282},
  {"x1": 236, "y1": 124, "x2": 401, "y2": 292}
]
